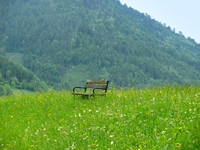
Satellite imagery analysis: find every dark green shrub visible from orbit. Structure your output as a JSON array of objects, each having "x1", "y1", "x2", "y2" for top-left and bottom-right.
[
  {"x1": 16, "y1": 85, "x2": 22, "y2": 89},
  {"x1": 4, "y1": 84, "x2": 13, "y2": 95},
  {"x1": 11, "y1": 81, "x2": 16, "y2": 88},
  {"x1": 0, "y1": 85, "x2": 6, "y2": 96}
]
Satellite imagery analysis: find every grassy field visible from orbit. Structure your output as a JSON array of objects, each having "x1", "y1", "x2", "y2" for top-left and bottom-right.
[
  {"x1": 0, "y1": 84, "x2": 199, "y2": 149},
  {"x1": 12, "y1": 88, "x2": 34, "y2": 96}
]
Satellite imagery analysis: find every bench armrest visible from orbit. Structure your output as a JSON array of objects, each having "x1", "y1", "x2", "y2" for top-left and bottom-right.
[
  {"x1": 93, "y1": 88, "x2": 106, "y2": 94},
  {"x1": 73, "y1": 87, "x2": 87, "y2": 93}
]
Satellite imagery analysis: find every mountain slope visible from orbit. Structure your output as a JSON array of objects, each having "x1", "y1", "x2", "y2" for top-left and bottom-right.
[
  {"x1": 2, "y1": 0, "x2": 200, "y2": 88},
  {"x1": 0, "y1": 55, "x2": 47, "y2": 95}
]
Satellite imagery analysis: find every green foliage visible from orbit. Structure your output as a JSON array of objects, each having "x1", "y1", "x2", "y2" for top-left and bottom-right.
[
  {"x1": 0, "y1": 72, "x2": 2, "y2": 81},
  {"x1": 0, "y1": 85, "x2": 199, "y2": 149},
  {"x1": 4, "y1": 84, "x2": 13, "y2": 95},
  {"x1": 0, "y1": 55, "x2": 47, "y2": 91},
  {"x1": 11, "y1": 80, "x2": 16, "y2": 87},
  {"x1": 2, "y1": 0, "x2": 200, "y2": 89},
  {"x1": 0, "y1": 85, "x2": 6, "y2": 96},
  {"x1": 63, "y1": 80, "x2": 70, "y2": 90},
  {"x1": 0, "y1": 48, "x2": 6, "y2": 56}
]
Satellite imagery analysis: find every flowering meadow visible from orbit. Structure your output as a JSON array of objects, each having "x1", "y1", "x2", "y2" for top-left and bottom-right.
[{"x1": 0, "y1": 84, "x2": 200, "y2": 149}]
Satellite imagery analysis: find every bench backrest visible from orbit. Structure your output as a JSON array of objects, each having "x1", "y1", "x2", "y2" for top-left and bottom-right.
[{"x1": 86, "y1": 80, "x2": 109, "y2": 91}]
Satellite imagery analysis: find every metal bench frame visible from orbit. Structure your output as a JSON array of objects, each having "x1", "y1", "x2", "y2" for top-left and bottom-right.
[{"x1": 72, "y1": 80, "x2": 109, "y2": 97}]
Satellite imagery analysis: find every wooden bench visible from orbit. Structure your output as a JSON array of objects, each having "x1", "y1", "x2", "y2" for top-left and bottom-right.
[{"x1": 72, "y1": 80, "x2": 109, "y2": 97}]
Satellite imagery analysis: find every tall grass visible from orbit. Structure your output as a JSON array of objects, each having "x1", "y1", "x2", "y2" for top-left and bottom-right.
[{"x1": 0, "y1": 84, "x2": 199, "y2": 149}]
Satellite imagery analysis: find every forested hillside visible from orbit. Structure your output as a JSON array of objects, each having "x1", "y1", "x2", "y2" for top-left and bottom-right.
[
  {"x1": 0, "y1": 55, "x2": 47, "y2": 96},
  {"x1": 1, "y1": 0, "x2": 200, "y2": 88}
]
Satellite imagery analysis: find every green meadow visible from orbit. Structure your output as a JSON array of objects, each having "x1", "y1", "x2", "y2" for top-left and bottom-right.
[{"x1": 0, "y1": 84, "x2": 199, "y2": 149}]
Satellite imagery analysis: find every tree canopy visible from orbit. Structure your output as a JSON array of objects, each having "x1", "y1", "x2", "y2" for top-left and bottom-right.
[{"x1": 0, "y1": 55, "x2": 47, "y2": 94}]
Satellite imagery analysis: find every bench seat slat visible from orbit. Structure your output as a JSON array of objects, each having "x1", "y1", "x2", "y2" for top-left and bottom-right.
[
  {"x1": 87, "y1": 80, "x2": 108, "y2": 84},
  {"x1": 86, "y1": 84, "x2": 107, "y2": 89}
]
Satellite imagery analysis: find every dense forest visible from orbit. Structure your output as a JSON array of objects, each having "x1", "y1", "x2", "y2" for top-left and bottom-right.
[{"x1": 1, "y1": 0, "x2": 200, "y2": 89}]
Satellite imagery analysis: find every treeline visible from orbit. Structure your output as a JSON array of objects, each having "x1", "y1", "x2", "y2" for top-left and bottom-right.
[
  {"x1": 2, "y1": 0, "x2": 200, "y2": 89},
  {"x1": 0, "y1": 55, "x2": 47, "y2": 96}
]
